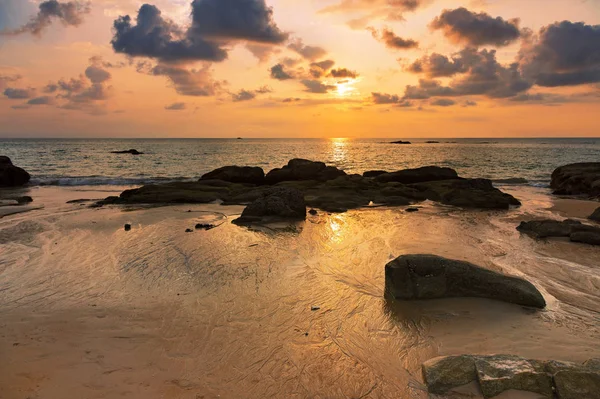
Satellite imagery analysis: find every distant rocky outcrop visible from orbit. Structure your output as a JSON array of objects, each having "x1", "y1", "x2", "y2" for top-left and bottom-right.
[
  {"x1": 265, "y1": 159, "x2": 346, "y2": 185},
  {"x1": 0, "y1": 156, "x2": 30, "y2": 187},
  {"x1": 423, "y1": 354, "x2": 600, "y2": 398},
  {"x1": 201, "y1": 166, "x2": 265, "y2": 185},
  {"x1": 517, "y1": 219, "x2": 600, "y2": 246},
  {"x1": 551, "y1": 163, "x2": 600, "y2": 198},
  {"x1": 390, "y1": 140, "x2": 411, "y2": 144},
  {"x1": 425, "y1": 141, "x2": 440, "y2": 144},
  {"x1": 589, "y1": 207, "x2": 600, "y2": 222},
  {"x1": 233, "y1": 187, "x2": 306, "y2": 225},
  {"x1": 385, "y1": 254, "x2": 546, "y2": 308},
  {"x1": 111, "y1": 149, "x2": 144, "y2": 155}
]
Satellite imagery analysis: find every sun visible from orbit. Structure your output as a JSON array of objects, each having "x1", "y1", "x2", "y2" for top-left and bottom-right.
[{"x1": 334, "y1": 79, "x2": 358, "y2": 97}]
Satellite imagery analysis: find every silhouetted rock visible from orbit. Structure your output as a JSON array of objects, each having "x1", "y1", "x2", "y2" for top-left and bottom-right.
[
  {"x1": 111, "y1": 149, "x2": 143, "y2": 155},
  {"x1": 309, "y1": 209, "x2": 318, "y2": 215},
  {"x1": 390, "y1": 140, "x2": 411, "y2": 144},
  {"x1": 233, "y1": 187, "x2": 306, "y2": 225},
  {"x1": 551, "y1": 163, "x2": 600, "y2": 197},
  {"x1": 570, "y1": 231, "x2": 600, "y2": 245},
  {"x1": 124, "y1": 224, "x2": 131, "y2": 231},
  {"x1": 517, "y1": 219, "x2": 600, "y2": 245},
  {"x1": 405, "y1": 207, "x2": 419, "y2": 212},
  {"x1": 589, "y1": 207, "x2": 600, "y2": 222},
  {"x1": 201, "y1": 166, "x2": 265, "y2": 185},
  {"x1": 385, "y1": 254, "x2": 546, "y2": 308},
  {"x1": 362, "y1": 170, "x2": 387, "y2": 178},
  {"x1": 265, "y1": 159, "x2": 346, "y2": 184},
  {"x1": 425, "y1": 141, "x2": 440, "y2": 144},
  {"x1": 375, "y1": 166, "x2": 459, "y2": 184},
  {"x1": 16, "y1": 196, "x2": 33, "y2": 204},
  {"x1": 0, "y1": 156, "x2": 30, "y2": 187}
]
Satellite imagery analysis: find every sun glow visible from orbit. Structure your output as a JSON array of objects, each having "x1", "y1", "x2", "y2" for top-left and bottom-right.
[{"x1": 334, "y1": 79, "x2": 358, "y2": 97}]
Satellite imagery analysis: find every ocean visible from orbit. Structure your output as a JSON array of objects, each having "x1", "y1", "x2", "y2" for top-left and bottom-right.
[{"x1": 2, "y1": 138, "x2": 599, "y2": 187}]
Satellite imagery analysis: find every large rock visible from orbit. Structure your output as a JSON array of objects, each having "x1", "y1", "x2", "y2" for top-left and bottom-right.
[
  {"x1": 554, "y1": 370, "x2": 600, "y2": 399},
  {"x1": 518, "y1": 219, "x2": 600, "y2": 246},
  {"x1": 201, "y1": 166, "x2": 265, "y2": 185},
  {"x1": 111, "y1": 149, "x2": 143, "y2": 155},
  {"x1": 374, "y1": 166, "x2": 458, "y2": 184},
  {"x1": 265, "y1": 159, "x2": 346, "y2": 184},
  {"x1": 233, "y1": 187, "x2": 306, "y2": 224},
  {"x1": 385, "y1": 254, "x2": 546, "y2": 308},
  {"x1": 0, "y1": 156, "x2": 30, "y2": 187},
  {"x1": 475, "y1": 355, "x2": 553, "y2": 398},
  {"x1": 589, "y1": 207, "x2": 600, "y2": 222},
  {"x1": 411, "y1": 178, "x2": 521, "y2": 209},
  {"x1": 422, "y1": 355, "x2": 478, "y2": 394},
  {"x1": 551, "y1": 163, "x2": 600, "y2": 197}
]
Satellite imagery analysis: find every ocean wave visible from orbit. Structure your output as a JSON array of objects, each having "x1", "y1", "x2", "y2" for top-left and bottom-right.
[{"x1": 30, "y1": 176, "x2": 195, "y2": 187}]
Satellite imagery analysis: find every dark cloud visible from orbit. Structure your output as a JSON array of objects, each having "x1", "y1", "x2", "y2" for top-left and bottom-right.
[
  {"x1": 287, "y1": 38, "x2": 327, "y2": 61},
  {"x1": 231, "y1": 86, "x2": 272, "y2": 102},
  {"x1": 431, "y1": 98, "x2": 456, "y2": 106},
  {"x1": 463, "y1": 100, "x2": 477, "y2": 107},
  {"x1": 1, "y1": 0, "x2": 90, "y2": 36},
  {"x1": 430, "y1": 7, "x2": 521, "y2": 47},
  {"x1": 309, "y1": 60, "x2": 335, "y2": 78},
  {"x1": 369, "y1": 28, "x2": 418, "y2": 49},
  {"x1": 165, "y1": 102, "x2": 186, "y2": 110},
  {"x1": 0, "y1": 74, "x2": 22, "y2": 90},
  {"x1": 300, "y1": 80, "x2": 336, "y2": 94},
  {"x1": 329, "y1": 68, "x2": 359, "y2": 79},
  {"x1": 270, "y1": 63, "x2": 294, "y2": 80},
  {"x1": 150, "y1": 64, "x2": 225, "y2": 97},
  {"x1": 406, "y1": 52, "x2": 468, "y2": 77},
  {"x1": 509, "y1": 93, "x2": 567, "y2": 104},
  {"x1": 371, "y1": 92, "x2": 412, "y2": 106},
  {"x1": 3, "y1": 88, "x2": 35, "y2": 99},
  {"x1": 519, "y1": 21, "x2": 600, "y2": 87},
  {"x1": 27, "y1": 96, "x2": 55, "y2": 105},
  {"x1": 282, "y1": 97, "x2": 301, "y2": 103},
  {"x1": 190, "y1": 0, "x2": 288, "y2": 44},
  {"x1": 85, "y1": 66, "x2": 111, "y2": 84}
]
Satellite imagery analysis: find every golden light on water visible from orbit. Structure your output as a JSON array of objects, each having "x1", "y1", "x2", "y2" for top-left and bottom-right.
[{"x1": 330, "y1": 137, "x2": 348, "y2": 164}]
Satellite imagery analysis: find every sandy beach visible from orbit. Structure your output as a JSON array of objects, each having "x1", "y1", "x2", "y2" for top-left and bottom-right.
[{"x1": 1, "y1": 185, "x2": 599, "y2": 399}]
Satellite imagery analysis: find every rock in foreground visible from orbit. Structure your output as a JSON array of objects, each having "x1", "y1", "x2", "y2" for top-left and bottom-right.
[
  {"x1": 551, "y1": 163, "x2": 600, "y2": 197},
  {"x1": 385, "y1": 254, "x2": 546, "y2": 308},
  {"x1": 589, "y1": 207, "x2": 600, "y2": 222},
  {"x1": 201, "y1": 166, "x2": 265, "y2": 185},
  {"x1": 0, "y1": 156, "x2": 30, "y2": 187},
  {"x1": 233, "y1": 187, "x2": 306, "y2": 225},
  {"x1": 265, "y1": 159, "x2": 346, "y2": 185},
  {"x1": 517, "y1": 219, "x2": 600, "y2": 246},
  {"x1": 423, "y1": 355, "x2": 600, "y2": 398}
]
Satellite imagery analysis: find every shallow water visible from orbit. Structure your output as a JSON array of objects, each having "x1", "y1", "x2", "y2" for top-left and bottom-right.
[
  {"x1": 1, "y1": 185, "x2": 599, "y2": 398},
  {"x1": 1, "y1": 138, "x2": 599, "y2": 187}
]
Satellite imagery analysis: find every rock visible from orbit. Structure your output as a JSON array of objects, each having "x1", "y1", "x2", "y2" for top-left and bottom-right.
[
  {"x1": 412, "y1": 179, "x2": 521, "y2": 209},
  {"x1": 390, "y1": 140, "x2": 411, "y2": 144},
  {"x1": 195, "y1": 223, "x2": 215, "y2": 230},
  {"x1": 233, "y1": 187, "x2": 306, "y2": 225},
  {"x1": 16, "y1": 196, "x2": 33, "y2": 204},
  {"x1": 185, "y1": 228, "x2": 194, "y2": 233},
  {"x1": 475, "y1": 355, "x2": 553, "y2": 398},
  {"x1": 124, "y1": 224, "x2": 131, "y2": 231},
  {"x1": 385, "y1": 254, "x2": 546, "y2": 308},
  {"x1": 425, "y1": 141, "x2": 440, "y2": 144},
  {"x1": 308, "y1": 209, "x2": 318, "y2": 215},
  {"x1": 0, "y1": 156, "x2": 30, "y2": 187},
  {"x1": 584, "y1": 359, "x2": 600, "y2": 371},
  {"x1": 375, "y1": 166, "x2": 459, "y2": 184},
  {"x1": 551, "y1": 163, "x2": 600, "y2": 197},
  {"x1": 201, "y1": 166, "x2": 265, "y2": 185},
  {"x1": 406, "y1": 207, "x2": 419, "y2": 212},
  {"x1": 589, "y1": 207, "x2": 600, "y2": 222},
  {"x1": 422, "y1": 355, "x2": 478, "y2": 394},
  {"x1": 111, "y1": 149, "x2": 143, "y2": 155},
  {"x1": 265, "y1": 159, "x2": 346, "y2": 184},
  {"x1": 363, "y1": 170, "x2": 387, "y2": 178},
  {"x1": 517, "y1": 219, "x2": 600, "y2": 245},
  {"x1": 554, "y1": 370, "x2": 600, "y2": 399}
]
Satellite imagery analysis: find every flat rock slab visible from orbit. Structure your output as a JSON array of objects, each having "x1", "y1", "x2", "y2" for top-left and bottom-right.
[
  {"x1": 385, "y1": 254, "x2": 546, "y2": 308},
  {"x1": 554, "y1": 370, "x2": 600, "y2": 399},
  {"x1": 422, "y1": 355, "x2": 478, "y2": 395},
  {"x1": 518, "y1": 219, "x2": 600, "y2": 246}
]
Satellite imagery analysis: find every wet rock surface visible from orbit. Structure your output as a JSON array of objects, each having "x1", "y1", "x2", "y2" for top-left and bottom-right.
[
  {"x1": 233, "y1": 187, "x2": 307, "y2": 225},
  {"x1": 551, "y1": 163, "x2": 600, "y2": 198},
  {"x1": 385, "y1": 254, "x2": 546, "y2": 308},
  {"x1": 423, "y1": 355, "x2": 600, "y2": 398},
  {"x1": 517, "y1": 219, "x2": 600, "y2": 246},
  {"x1": 0, "y1": 156, "x2": 30, "y2": 187},
  {"x1": 96, "y1": 159, "x2": 521, "y2": 213}
]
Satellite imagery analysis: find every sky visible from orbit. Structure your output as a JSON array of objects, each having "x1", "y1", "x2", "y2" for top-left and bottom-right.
[{"x1": 0, "y1": 0, "x2": 599, "y2": 138}]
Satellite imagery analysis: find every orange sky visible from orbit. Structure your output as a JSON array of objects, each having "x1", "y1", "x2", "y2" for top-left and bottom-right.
[{"x1": 0, "y1": 0, "x2": 599, "y2": 138}]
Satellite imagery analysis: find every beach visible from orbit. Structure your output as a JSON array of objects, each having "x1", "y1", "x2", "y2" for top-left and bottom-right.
[{"x1": 1, "y1": 182, "x2": 599, "y2": 399}]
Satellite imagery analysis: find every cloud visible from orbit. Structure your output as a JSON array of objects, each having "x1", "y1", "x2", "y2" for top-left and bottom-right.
[
  {"x1": 3, "y1": 88, "x2": 35, "y2": 99},
  {"x1": 309, "y1": 59, "x2": 335, "y2": 78},
  {"x1": 282, "y1": 97, "x2": 301, "y2": 103},
  {"x1": 150, "y1": 64, "x2": 225, "y2": 96},
  {"x1": 329, "y1": 68, "x2": 359, "y2": 79},
  {"x1": 231, "y1": 86, "x2": 272, "y2": 102},
  {"x1": 319, "y1": 0, "x2": 428, "y2": 29},
  {"x1": 1, "y1": 0, "x2": 91, "y2": 36},
  {"x1": 165, "y1": 102, "x2": 186, "y2": 110},
  {"x1": 430, "y1": 7, "x2": 521, "y2": 47},
  {"x1": 270, "y1": 63, "x2": 294, "y2": 80},
  {"x1": 369, "y1": 27, "x2": 419, "y2": 49},
  {"x1": 300, "y1": 79, "x2": 336, "y2": 94},
  {"x1": 287, "y1": 38, "x2": 327, "y2": 61},
  {"x1": 519, "y1": 21, "x2": 600, "y2": 87},
  {"x1": 27, "y1": 96, "x2": 55, "y2": 105},
  {"x1": 406, "y1": 52, "x2": 468, "y2": 77},
  {"x1": 371, "y1": 92, "x2": 412, "y2": 107},
  {"x1": 0, "y1": 73, "x2": 22, "y2": 90},
  {"x1": 245, "y1": 43, "x2": 280, "y2": 62},
  {"x1": 431, "y1": 98, "x2": 456, "y2": 106}
]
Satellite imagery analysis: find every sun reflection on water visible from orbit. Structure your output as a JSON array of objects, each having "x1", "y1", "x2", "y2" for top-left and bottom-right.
[{"x1": 330, "y1": 137, "x2": 348, "y2": 164}]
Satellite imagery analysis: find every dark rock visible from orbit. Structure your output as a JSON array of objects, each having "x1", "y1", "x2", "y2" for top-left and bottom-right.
[
  {"x1": 425, "y1": 141, "x2": 440, "y2": 144},
  {"x1": 363, "y1": 170, "x2": 387, "y2": 178},
  {"x1": 16, "y1": 196, "x2": 33, "y2": 204},
  {"x1": 422, "y1": 355, "x2": 478, "y2": 395},
  {"x1": 233, "y1": 187, "x2": 306, "y2": 225},
  {"x1": 385, "y1": 254, "x2": 546, "y2": 308},
  {"x1": 67, "y1": 199, "x2": 93, "y2": 204},
  {"x1": 584, "y1": 359, "x2": 600, "y2": 371},
  {"x1": 554, "y1": 370, "x2": 600, "y2": 399},
  {"x1": 376, "y1": 166, "x2": 459, "y2": 184},
  {"x1": 405, "y1": 207, "x2": 419, "y2": 212},
  {"x1": 589, "y1": 207, "x2": 600, "y2": 222},
  {"x1": 265, "y1": 159, "x2": 346, "y2": 184},
  {"x1": 111, "y1": 149, "x2": 143, "y2": 155},
  {"x1": 124, "y1": 224, "x2": 131, "y2": 231},
  {"x1": 185, "y1": 228, "x2": 194, "y2": 233},
  {"x1": 570, "y1": 231, "x2": 600, "y2": 245},
  {"x1": 390, "y1": 140, "x2": 411, "y2": 144},
  {"x1": 308, "y1": 209, "x2": 318, "y2": 215},
  {"x1": 551, "y1": 163, "x2": 600, "y2": 197},
  {"x1": 195, "y1": 223, "x2": 215, "y2": 230},
  {"x1": 201, "y1": 166, "x2": 265, "y2": 185},
  {"x1": 412, "y1": 178, "x2": 521, "y2": 209},
  {"x1": 518, "y1": 219, "x2": 600, "y2": 245},
  {"x1": 0, "y1": 156, "x2": 30, "y2": 187},
  {"x1": 494, "y1": 177, "x2": 529, "y2": 185}
]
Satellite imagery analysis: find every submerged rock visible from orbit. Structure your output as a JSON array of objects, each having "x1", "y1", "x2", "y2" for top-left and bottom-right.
[
  {"x1": 0, "y1": 156, "x2": 30, "y2": 187},
  {"x1": 589, "y1": 207, "x2": 600, "y2": 222},
  {"x1": 385, "y1": 254, "x2": 546, "y2": 308},
  {"x1": 551, "y1": 163, "x2": 600, "y2": 197},
  {"x1": 233, "y1": 187, "x2": 306, "y2": 225},
  {"x1": 111, "y1": 149, "x2": 143, "y2": 155},
  {"x1": 200, "y1": 166, "x2": 265, "y2": 185},
  {"x1": 265, "y1": 159, "x2": 346, "y2": 185},
  {"x1": 517, "y1": 219, "x2": 600, "y2": 246}
]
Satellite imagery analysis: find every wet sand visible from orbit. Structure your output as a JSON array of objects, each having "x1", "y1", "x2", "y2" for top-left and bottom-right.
[
  {"x1": 549, "y1": 197, "x2": 599, "y2": 220},
  {"x1": 1, "y1": 185, "x2": 599, "y2": 399}
]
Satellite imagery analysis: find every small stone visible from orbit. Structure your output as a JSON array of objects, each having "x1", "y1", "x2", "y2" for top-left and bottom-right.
[
  {"x1": 311, "y1": 306, "x2": 320, "y2": 311},
  {"x1": 406, "y1": 207, "x2": 419, "y2": 212},
  {"x1": 309, "y1": 209, "x2": 318, "y2": 215},
  {"x1": 124, "y1": 224, "x2": 131, "y2": 231},
  {"x1": 185, "y1": 228, "x2": 194, "y2": 233},
  {"x1": 16, "y1": 196, "x2": 33, "y2": 204}
]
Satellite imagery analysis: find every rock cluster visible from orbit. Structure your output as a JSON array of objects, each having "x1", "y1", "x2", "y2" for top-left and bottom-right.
[
  {"x1": 0, "y1": 156, "x2": 30, "y2": 187},
  {"x1": 551, "y1": 163, "x2": 600, "y2": 198},
  {"x1": 385, "y1": 254, "x2": 546, "y2": 308},
  {"x1": 423, "y1": 354, "x2": 600, "y2": 398},
  {"x1": 518, "y1": 219, "x2": 600, "y2": 246},
  {"x1": 232, "y1": 187, "x2": 306, "y2": 225}
]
